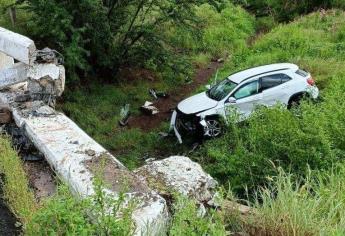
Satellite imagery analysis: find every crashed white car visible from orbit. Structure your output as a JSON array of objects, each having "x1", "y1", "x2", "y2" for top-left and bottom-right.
[{"x1": 170, "y1": 63, "x2": 319, "y2": 143}]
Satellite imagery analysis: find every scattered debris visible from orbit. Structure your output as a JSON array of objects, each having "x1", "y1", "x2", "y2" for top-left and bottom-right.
[
  {"x1": 140, "y1": 101, "x2": 159, "y2": 115},
  {"x1": 35, "y1": 47, "x2": 64, "y2": 65},
  {"x1": 119, "y1": 104, "x2": 130, "y2": 126},
  {"x1": 149, "y1": 88, "x2": 158, "y2": 99},
  {"x1": 217, "y1": 58, "x2": 224, "y2": 63},
  {"x1": 149, "y1": 88, "x2": 169, "y2": 100},
  {"x1": 158, "y1": 132, "x2": 169, "y2": 138}
]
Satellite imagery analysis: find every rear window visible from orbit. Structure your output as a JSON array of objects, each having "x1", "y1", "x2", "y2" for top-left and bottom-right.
[{"x1": 296, "y1": 69, "x2": 309, "y2": 77}]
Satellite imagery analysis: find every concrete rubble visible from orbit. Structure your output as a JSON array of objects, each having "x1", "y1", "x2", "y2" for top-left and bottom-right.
[{"x1": 134, "y1": 156, "x2": 218, "y2": 204}]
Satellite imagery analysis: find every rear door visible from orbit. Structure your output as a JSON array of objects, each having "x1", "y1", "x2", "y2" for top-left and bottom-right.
[
  {"x1": 226, "y1": 79, "x2": 262, "y2": 118},
  {"x1": 259, "y1": 73, "x2": 292, "y2": 106}
]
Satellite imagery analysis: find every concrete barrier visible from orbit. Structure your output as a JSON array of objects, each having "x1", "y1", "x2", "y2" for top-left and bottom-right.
[{"x1": 0, "y1": 27, "x2": 36, "y2": 65}]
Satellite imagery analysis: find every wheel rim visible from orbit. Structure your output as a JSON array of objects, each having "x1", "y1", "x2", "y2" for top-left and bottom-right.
[{"x1": 204, "y1": 119, "x2": 222, "y2": 137}]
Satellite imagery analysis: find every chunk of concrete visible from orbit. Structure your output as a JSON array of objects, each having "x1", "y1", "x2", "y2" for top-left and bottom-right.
[
  {"x1": 27, "y1": 63, "x2": 65, "y2": 96},
  {"x1": 0, "y1": 63, "x2": 28, "y2": 90},
  {"x1": 0, "y1": 52, "x2": 14, "y2": 69},
  {"x1": 134, "y1": 156, "x2": 218, "y2": 203},
  {"x1": 0, "y1": 27, "x2": 36, "y2": 65},
  {"x1": 1, "y1": 101, "x2": 168, "y2": 235}
]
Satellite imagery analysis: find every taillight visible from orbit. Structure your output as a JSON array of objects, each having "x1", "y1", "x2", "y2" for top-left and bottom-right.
[{"x1": 307, "y1": 77, "x2": 315, "y2": 86}]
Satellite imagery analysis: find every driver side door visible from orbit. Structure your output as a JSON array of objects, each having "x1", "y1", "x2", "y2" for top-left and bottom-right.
[{"x1": 225, "y1": 80, "x2": 262, "y2": 118}]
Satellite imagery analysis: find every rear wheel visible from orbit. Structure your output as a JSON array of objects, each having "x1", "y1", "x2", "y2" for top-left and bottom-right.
[
  {"x1": 203, "y1": 118, "x2": 223, "y2": 138},
  {"x1": 288, "y1": 93, "x2": 307, "y2": 109}
]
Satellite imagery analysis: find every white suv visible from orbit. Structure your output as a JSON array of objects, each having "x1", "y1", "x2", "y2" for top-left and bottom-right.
[{"x1": 170, "y1": 63, "x2": 319, "y2": 143}]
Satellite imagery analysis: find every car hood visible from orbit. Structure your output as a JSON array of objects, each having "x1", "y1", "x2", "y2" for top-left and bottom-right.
[{"x1": 177, "y1": 92, "x2": 218, "y2": 114}]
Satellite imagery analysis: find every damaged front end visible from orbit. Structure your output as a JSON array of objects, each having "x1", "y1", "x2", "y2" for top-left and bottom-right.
[{"x1": 170, "y1": 108, "x2": 204, "y2": 143}]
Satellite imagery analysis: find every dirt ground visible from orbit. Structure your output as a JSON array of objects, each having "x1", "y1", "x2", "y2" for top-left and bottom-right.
[
  {"x1": 23, "y1": 160, "x2": 56, "y2": 201},
  {"x1": 127, "y1": 61, "x2": 222, "y2": 131}
]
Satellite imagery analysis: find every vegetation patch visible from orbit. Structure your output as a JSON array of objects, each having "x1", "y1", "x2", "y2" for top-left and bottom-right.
[{"x1": 0, "y1": 135, "x2": 36, "y2": 227}]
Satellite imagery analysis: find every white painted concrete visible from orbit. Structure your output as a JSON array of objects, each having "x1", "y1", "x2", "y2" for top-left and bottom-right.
[
  {"x1": 0, "y1": 63, "x2": 27, "y2": 89},
  {"x1": 0, "y1": 52, "x2": 14, "y2": 69},
  {"x1": 0, "y1": 27, "x2": 36, "y2": 65},
  {"x1": 0, "y1": 92, "x2": 169, "y2": 235}
]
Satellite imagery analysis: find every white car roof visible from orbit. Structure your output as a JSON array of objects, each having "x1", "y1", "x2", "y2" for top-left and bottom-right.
[{"x1": 227, "y1": 63, "x2": 299, "y2": 84}]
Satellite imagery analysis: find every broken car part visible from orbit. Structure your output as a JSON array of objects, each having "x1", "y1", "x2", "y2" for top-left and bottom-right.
[
  {"x1": 140, "y1": 101, "x2": 159, "y2": 115},
  {"x1": 119, "y1": 104, "x2": 131, "y2": 126}
]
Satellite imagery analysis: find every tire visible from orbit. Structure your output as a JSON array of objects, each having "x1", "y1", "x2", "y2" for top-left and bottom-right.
[
  {"x1": 203, "y1": 117, "x2": 223, "y2": 138},
  {"x1": 288, "y1": 93, "x2": 305, "y2": 109}
]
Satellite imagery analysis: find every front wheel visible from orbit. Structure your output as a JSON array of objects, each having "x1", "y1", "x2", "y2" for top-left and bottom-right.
[{"x1": 203, "y1": 118, "x2": 223, "y2": 138}]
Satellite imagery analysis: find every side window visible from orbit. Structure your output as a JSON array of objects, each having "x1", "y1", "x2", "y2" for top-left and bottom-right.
[
  {"x1": 234, "y1": 80, "x2": 259, "y2": 99},
  {"x1": 260, "y1": 73, "x2": 291, "y2": 92}
]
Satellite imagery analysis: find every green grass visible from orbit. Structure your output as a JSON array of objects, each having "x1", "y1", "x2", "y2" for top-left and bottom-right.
[
  {"x1": 245, "y1": 167, "x2": 345, "y2": 235},
  {"x1": 0, "y1": 135, "x2": 37, "y2": 226}
]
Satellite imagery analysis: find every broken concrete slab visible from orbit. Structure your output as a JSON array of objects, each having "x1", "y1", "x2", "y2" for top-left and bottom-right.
[
  {"x1": 27, "y1": 63, "x2": 65, "y2": 96},
  {"x1": 0, "y1": 52, "x2": 14, "y2": 70},
  {"x1": 0, "y1": 63, "x2": 28, "y2": 90},
  {"x1": 0, "y1": 27, "x2": 36, "y2": 65},
  {"x1": 4, "y1": 102, "x2": 168, "y2": 235},
  {"x1": 134, "y1": 156, "x2": 218, "y2": 203},
  {"x1": 0, "y1": 63, "x2": 65, "y2": 96}
]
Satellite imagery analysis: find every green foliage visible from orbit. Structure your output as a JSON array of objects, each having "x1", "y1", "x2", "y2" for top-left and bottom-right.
[
  {"x1": 0, "y1": 135, "x2": 37, "y2": 225},
  {"x1": 27, "y1": 183, "x2": 134, "y2": 235},
  {"x1": 196, "y1": 10, "x2": 345, "y2": 195},
  {"x1": 169, "y1": 195, "x2": 226, "y2": 236},
  {"x1": 20, "y1": 0, "x2": 234, "y2": 82},
  {"x1": 246, "y1": 167, "x2": 345, "y2": 235}
]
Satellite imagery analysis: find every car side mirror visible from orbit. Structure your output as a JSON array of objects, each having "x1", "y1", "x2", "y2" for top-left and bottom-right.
[
  {"x1": 205, "y1": 84, "x2": 211, "y2": 90},
  {"x1": 227, "y1": 97, "x2": 236, "y2": 104}
]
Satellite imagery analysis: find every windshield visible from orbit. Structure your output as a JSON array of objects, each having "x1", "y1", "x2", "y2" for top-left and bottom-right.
[{"x1": 206, "y1": 79, "x2": 237, "y2": 101}]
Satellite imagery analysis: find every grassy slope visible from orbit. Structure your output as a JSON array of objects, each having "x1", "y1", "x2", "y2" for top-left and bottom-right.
[{"x1": 0, "y1": 136, "x2": 36, "y2": 226}]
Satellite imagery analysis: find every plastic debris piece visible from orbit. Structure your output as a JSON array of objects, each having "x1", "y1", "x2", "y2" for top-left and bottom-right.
[
  {"x1": 119, "y1": 104, "x2": 130, "y2": 126},
  {"x1": 141, "y1": 101, "x2": 159, "y2": 115}
]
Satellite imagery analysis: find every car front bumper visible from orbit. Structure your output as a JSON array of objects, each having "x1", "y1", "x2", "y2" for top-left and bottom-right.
[{"x1": 170, "y1": 110, "x2": 183, "y2": 143}]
